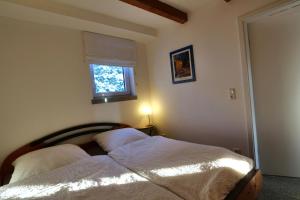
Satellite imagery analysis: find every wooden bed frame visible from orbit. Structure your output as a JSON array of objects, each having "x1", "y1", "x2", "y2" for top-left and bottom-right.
[{"x1": 0, "y1": 122, "x2": 262, "y2": 200}]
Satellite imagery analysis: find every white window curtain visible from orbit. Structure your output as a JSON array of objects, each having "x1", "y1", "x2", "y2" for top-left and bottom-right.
[{"x1": 82, "y1": 32, "x2": 137, "y2": 67}]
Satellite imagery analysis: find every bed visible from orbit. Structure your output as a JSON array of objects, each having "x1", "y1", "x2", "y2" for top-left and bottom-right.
[{"x1": 0, "y1": 122, "x2": 262, "y2": 200}]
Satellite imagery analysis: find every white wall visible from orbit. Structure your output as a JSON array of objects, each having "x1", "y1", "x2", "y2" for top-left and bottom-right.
[
  {"x1": 249, "y1": 6, "x2": 300, "y2": 177},
  {"x1": 146, "y1": 0, "x2": 278, "y2": 156},
  {"x1": 0, "y1": 17, "x2": 151, "y2": 164}
]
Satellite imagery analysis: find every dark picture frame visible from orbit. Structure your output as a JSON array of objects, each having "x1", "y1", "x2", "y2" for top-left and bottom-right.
[{"x1": 170, "y1": 45, "x2": 196, "y2": 84}]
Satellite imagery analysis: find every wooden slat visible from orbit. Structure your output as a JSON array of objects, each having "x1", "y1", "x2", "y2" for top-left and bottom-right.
[{"x1": 120, "y1": 0, "x2": 188, "y2": 24}]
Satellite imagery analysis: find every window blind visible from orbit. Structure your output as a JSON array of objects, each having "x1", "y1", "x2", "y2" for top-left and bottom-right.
[{"x1": 83, "y1": 32, "x2": 137, "y2": 67}]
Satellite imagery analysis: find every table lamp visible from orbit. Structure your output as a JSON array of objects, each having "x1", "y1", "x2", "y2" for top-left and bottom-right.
[{"x1": 142, "y1": 106, "x2": 152, "y2": 127}]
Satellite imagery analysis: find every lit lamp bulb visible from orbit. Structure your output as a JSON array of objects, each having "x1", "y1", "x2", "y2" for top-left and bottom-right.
[
  {"x1": 142, "y1": 106, "x2": 152, "y2": 127},
  {"x1": 142, "y1": 106, "x2": 152, "y2": 115}
]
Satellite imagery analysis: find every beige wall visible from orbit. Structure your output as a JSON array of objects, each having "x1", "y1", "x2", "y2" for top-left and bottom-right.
[
  {"x1": 0, "y1": 17, "x2": 150, "y2": 164},
  {"x1": 0, "y1": 0, "x2": 286, "y2": 166},
  {"x1": 249, "y1": 6, "x2": 300, "y2": 177},
  {"x1": 146, "y1": 0, "x2": 278, "y2": 156}
]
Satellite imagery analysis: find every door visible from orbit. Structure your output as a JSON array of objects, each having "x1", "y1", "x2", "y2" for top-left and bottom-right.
[{"x1": 248, "y1": 6, "x2": 300, "y2": 177}]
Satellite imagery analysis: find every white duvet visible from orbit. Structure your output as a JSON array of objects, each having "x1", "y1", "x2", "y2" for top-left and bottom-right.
[
  {"x1": 109, "y1": 136, "x2": 254, "y2": 200},
  {"x1": 0, "y1": 155, "x2": 182, "y2": 200}
]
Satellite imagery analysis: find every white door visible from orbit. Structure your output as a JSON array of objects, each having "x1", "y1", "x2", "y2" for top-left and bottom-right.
[{"x1": 248, "y1": 6, "x2": 300, "y2": 177}]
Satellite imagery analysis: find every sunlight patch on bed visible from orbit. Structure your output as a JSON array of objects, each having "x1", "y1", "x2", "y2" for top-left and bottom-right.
[
  {"x1": 98, "y1": 172, "x2": 147, "y2": 186},
  {"x1": 0, "y1": 184, "x2": 62, "y2": 199},
  {"x1": 0, "y1": 173, "x2": 148, "y2": 199},
  {"x1": 150, "y1": 158, "x2": 251, "y2": 177},
  {"x1": 214, "y1": 158, "x2": 251, "y2": 174},
  {"x1": 151, "y1": 163, "x2": 203, "y2": 177}
]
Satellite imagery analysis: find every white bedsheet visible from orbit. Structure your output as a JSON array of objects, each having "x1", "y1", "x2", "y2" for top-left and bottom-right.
[
  {"x1": 0, "y1": 155, "x2": 182, "y2": 200},
  {"x1": 109, "y1": 136, "x2": 254, "y2": 200}
]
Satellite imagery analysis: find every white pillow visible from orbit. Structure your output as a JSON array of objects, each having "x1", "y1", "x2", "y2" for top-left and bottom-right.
[
  {"x1": 93, "y1": 128, "x2": 149, "y2": 152},
  {"x1": 10, "y1": 144, "x2": 90, "y2": 183}
]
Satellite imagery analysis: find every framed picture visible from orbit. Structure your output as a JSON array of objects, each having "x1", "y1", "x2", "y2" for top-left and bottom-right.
[{"x1": 169, "y1": 45, "x2": 196, "y2": 84}]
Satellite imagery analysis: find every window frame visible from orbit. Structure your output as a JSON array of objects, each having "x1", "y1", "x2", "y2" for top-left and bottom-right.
[{"x1": 89, "y1": 64, "x2": 137, "y2": 104}]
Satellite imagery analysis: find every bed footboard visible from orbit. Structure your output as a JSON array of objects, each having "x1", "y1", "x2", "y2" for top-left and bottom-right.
[{"x1": 236, "y1": 170, "x2": 263, "y2": 200}]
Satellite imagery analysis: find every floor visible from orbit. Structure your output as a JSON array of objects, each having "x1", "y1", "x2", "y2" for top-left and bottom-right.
[{"x1": 259, "y1": 175, "x2": 300, "y2": 200}]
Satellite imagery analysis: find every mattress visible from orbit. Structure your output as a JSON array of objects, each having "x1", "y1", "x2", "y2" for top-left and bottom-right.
[
  {"x1": 0, "y1": 155, "x2": 182, "y2": 200},
  {"x1": 109, "y1": 136, "x2": 254, "y2": 200}
]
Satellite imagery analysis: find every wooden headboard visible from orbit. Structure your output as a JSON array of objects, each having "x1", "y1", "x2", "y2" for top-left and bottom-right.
[{"x1": 0, "y1": 122, "x2": 130, "y2": 186}]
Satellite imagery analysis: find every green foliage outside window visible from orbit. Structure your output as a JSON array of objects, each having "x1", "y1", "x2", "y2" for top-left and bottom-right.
[{"x1": 91, "y1": 64, "x2": 125, "y2": 93}]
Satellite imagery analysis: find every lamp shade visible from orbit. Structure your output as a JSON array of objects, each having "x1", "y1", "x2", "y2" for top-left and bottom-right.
[{"x1": 142, "y1": 106, "x2": 152, "y2": 115}]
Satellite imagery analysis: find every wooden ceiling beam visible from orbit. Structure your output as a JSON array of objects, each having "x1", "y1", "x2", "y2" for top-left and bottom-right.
[{"x1": 120, "y1": 0, "x2": 188, "y2": 24}]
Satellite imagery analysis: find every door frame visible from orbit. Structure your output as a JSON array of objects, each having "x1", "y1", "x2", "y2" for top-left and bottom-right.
[{"x1": 238, "y1": 0, "x2": 300, "y2": 169}]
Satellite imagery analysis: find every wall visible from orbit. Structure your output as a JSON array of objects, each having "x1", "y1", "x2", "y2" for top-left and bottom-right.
[
  {"x1": 0, "y1": 17, "x2": 150, "y2": 164},
  {"x1": 249, "y1": 6, "x2": 300, "y2": 177},
  {"x1": 146, "y1": 0, "x2": 278, "y2": 156}
]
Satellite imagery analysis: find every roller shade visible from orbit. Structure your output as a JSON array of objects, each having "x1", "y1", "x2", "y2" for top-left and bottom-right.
[{"x1": 83, "y1": 32, "x2": 137, "y2": 67}]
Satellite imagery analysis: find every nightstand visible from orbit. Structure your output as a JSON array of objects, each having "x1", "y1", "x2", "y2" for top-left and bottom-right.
[{"x1": 137, "y1": 125, "x2": 156, "y2": 136}]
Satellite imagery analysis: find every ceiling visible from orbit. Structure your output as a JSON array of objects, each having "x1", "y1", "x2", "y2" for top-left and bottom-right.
[
  {"x1": 0, "y1": 0, "x2": 214, "y2": 42},
  {"x1": 53, "y1": 0, "x2": 211, "y2": 28}
]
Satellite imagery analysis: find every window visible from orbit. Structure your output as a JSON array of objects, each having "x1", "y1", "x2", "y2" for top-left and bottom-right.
[
  {"x1": 83, "y1": 32, "x2": 138, "y2": 104},
  {"x1": 90, "y1": 64, "x2": 136, "y2": 104}
]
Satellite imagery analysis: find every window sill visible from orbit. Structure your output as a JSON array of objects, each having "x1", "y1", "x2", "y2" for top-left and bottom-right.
[{"x1": 91, "y1": 95, "x2": 137, "y2": 104}]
